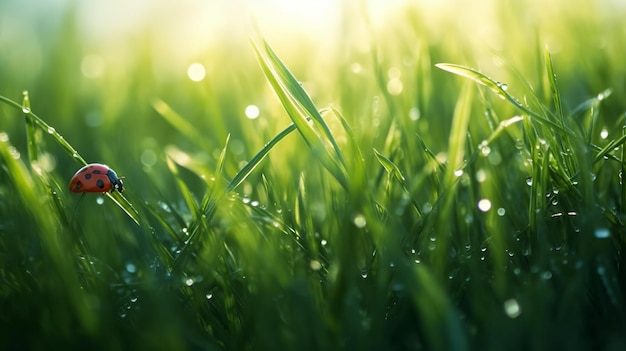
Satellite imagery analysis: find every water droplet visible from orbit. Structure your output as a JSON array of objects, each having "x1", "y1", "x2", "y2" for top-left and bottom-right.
[
  {"x1": 22, "y1": 107, "x2": 31, "y2": 114},
  {"x1": 47, "y1": 126, "x2": 56, "y2": 134},
  {"x1": 320, "y1": 239, "x2": 328, "y2": 246},
  {"x1": 361, "y1": 270, "x2": 368, "y2": 279},
  {"x1": 594, "y1": 228, "x2": 610, "y2": 239},
  {"x1": 525, "y1": 177, "x2": 533, "y2": 186},
  {"x1": 185, "y1": 278, "x2": 194, "y2": 286},
  {"x1": 600, "y1": 128, "x2": 609, "y2": 139},
  {"x1": 479, "y1": 140, "x2": 491, "y2": 156},
  {"x1": 96, "y1": 196, "x2": 105, "y2": 205},
  {"x1": 454, "y1": 169, "x2": 464, "y2": 177},
  {"x1": 504, "y1": 298, "x2": 521, "y2": 318},
  {"x1": 206, "y1": 293, "x2": 213, "y2": 300},
  {"x1": 126, "y1": 263, "x2": 137, "y2": 273},
  {"x1": 497, "y1": 208, "x2": 506, "y2": 216}
]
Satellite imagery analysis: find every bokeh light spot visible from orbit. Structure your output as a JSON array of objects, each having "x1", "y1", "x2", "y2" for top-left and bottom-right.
[
  {"x1": 187, "y1": 63, "x2": 206, "y2": 82},
  {"x1": 478, "y1": 199, "x2": 492, "y2": 212},
  {"x1": 245, "y1": 105, "x2": 260, "y2": 119}
]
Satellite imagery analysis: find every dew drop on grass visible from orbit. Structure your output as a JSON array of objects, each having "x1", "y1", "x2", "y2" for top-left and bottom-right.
[
  {"x1": 185, "y1": 278, "x2": 194, "y2": 287},
  {"x1": 525, "y1": 177, "x2": 533, "y2": 186},
  {"x1": 479, "y1": 140, "x2": 491, "y2": 156},
  {"x1": 504, "y1": 299, "x2": 521, "y2": 318},
  {"x1": 22, "y1": 107, "x2": 31, "y2": 114},
  {"x1": 320, "y1": 239, "x2": 327, "y2": 246},
  {"x1": 600, "y1": 128, "x2": 609, "y2": 139},
  {"x1": 8, "y1": 146, "x2": 20, "y2": 159},
  {"x1": 361, "y1": 270, "x2": 368, "y2": 279},
  {"x1": 96, "y1": 196, "x2": 104, "y2": 205},
  {"x1": 47, "y1": 126, "x2": 56, "y2": 134},
  {"x1": 497, "y1": 208, "x2": 506, "y2": 216},
  {"x1": 242, "y1": 196, "x2": 251, "y2": 204},
  {"x1": 126, "y1": 263, "x2": 137, "y2": 273},
  {"x1": 454, "y1": 169, "x2": 464, "y2": 177},
  {"x1": 205, "y1": 293, "x2": 213, "y2": 300},
  {"x1": 541, "y1": 271, "x2": 552, "y2": 280}
]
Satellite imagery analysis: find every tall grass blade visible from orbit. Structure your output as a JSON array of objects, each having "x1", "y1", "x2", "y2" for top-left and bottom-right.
[
  {"x1": 22, "y1": 91, "x2": 39, "y2": 164},
  {"x1": 544, "y1": 48, "x2": 564, "y2": 126},
  {"x1": 251, "y1": 39, "x2": 349, "y2": 189}
]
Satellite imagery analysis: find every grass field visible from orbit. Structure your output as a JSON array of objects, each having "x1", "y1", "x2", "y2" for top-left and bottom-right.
[{"x1": 1, "y1": 0, "x2": 625, "y2": 350}]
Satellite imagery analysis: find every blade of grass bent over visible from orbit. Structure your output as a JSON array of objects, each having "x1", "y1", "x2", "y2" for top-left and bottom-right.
[
  {"x1": 435, "y1": 63, "x2": 574, "y2": 138},
  {"x1": 251, "y1": 39, "x2": 349, "y2": 189}
]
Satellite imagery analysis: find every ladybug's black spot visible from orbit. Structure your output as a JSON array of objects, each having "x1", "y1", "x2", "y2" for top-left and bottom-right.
[
  {"x1": 92, "y1": 170, "x2": 103, "y2": 174},
  {"x1": 84, "y1": 173, "x2": 92, "y2": 180},
  {"x1": 74, "y1": 181, "x2": 82, "y2": 190},
  {"x1": 96, "y1": 179, "x2": 105, "y2": 189}
]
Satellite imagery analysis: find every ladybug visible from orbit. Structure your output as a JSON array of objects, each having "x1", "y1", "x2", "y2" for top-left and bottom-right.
[{"x1": 69, "y1": 163, "x2": 124, "y2": 193}]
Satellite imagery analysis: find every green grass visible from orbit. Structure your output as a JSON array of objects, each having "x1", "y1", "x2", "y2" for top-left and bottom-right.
[{"x1": 1, "y1": 1, "x2": 626, "y2": 350}]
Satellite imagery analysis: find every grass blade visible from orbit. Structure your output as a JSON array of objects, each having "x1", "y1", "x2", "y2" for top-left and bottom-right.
[
  {"x1": 435, "y1": 63, "x2": 574, "y2": 137},
  {"x1": 544, "y1": 48, "x2": 564, "y2": 126},
  {"x1": 227, "y1": 123, "x2": 297, "y2": 193},
  {"x1": 251, "y1": 39, "x2": 349, "y2": 189}
]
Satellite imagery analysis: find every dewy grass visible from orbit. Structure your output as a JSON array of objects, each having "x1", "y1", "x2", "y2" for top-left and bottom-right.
[{"x1": 1, "y1": 1, "x2": 626, "y2": 350}]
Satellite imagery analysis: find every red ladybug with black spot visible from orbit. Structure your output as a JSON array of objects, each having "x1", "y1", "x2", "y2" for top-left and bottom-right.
[{"x1": 69, "y1": 163, "x2": 124, "y2": 193}]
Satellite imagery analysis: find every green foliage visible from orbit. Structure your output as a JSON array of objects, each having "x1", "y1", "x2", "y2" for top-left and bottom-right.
[{"x1": 1, "y1": 1, "x2": 626, "y2": 350}]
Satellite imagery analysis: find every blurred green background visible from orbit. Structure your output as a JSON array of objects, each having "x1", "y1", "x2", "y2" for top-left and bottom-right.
[{"x1": 1, "y1": 0, "x2": 626, "y2": 350}]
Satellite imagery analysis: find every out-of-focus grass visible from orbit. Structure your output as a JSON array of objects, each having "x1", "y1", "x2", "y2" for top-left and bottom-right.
[{"x1": 1, "y1": 0, "x2": 626, "y2": 350}]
